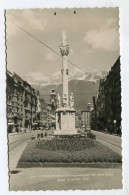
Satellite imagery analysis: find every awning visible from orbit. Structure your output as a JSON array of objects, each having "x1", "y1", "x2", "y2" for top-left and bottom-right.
[
  {"x1": 8, "y1": 123, "x2": 14, "y2": 125},
  {"x1": 32, "y1": 123, "x2": 38, "y2": 126}
]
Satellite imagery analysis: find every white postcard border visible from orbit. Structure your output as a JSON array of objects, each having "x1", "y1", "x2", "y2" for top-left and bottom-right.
[{"x1": 0, "y1": 0, "x2": 129, "y2": 194}]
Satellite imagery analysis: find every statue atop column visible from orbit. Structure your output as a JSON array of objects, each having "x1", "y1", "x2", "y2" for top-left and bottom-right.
[
  {"x1": 70, "y1": 92, "x2": 74, "y2": 108},
  {"x1": 59, "y1": 31, "x2": 69, "y2": 56},
  {"x1": 61, "y1": 31, "x2": 67, "y2": 45}
]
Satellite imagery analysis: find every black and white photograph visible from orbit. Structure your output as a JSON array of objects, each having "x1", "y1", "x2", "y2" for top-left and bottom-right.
[{"x1": 6, "y1": 8, "x2": 122, "y2": 190}]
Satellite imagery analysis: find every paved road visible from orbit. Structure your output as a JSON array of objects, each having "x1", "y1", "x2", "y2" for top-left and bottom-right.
[
  {"x1": 91, "y1": 130, "x2": 122, "y2": 156},
  {"x1": 9, "y1": 130, "x2": 43, "y2": 170},
  {"x1": 8, "y1": 130, "x2": 122, "y2": 190},
  {"x1": 9, "y1": 130, "x2": 43, "y2": 145}
]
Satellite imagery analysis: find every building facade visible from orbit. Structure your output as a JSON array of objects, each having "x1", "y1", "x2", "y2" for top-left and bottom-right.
[
  {"x1": 91, "y1": 57, "x2": 121, "y2": 134},
  {"x1": 104, "y1": 57, "x2": 121, "y2": 133},
  {"x1": 7, "y1": 70, "x2": 37, "y2": 133},
  {"x1": 97, "y1": 79, "x2": 105, "y2": 121}
]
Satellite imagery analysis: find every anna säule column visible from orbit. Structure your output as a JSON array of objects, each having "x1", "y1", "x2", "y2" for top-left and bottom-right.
[
  {"x1": 54, "y1": 32, "x2": 77, "y2": 135},
  {"x1": 60, "y1": 32, "x2": 69, "y2": 106}
]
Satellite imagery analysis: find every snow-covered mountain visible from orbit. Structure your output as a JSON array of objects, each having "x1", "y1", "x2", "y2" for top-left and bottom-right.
[{"x1": 23, "y1": 70, "x2": 108, "y2": 87}]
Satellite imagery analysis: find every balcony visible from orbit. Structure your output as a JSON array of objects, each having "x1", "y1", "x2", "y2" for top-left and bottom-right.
[
  {"x1": 13, "y1": 113, "x2": 18, "y2": 117},
  {"x1": 7, "y1": 101, "x2": 12, "y2": 106},
  {"x1": 25, "y1": 114, "x2": 31, "y2": 119},
  {"x1": 8, "y1": 114, "x2": 13, "y2": 118},
  {"x1": 24, "y1": 107, "x2": 31, "y2": 111}
]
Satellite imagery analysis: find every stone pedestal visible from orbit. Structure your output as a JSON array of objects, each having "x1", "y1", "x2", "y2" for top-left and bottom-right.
[
  {"x1": 54, "y1": 107, "x2": 77, "y2": 135},
  {"x1": 85, "y1": 124, "x2": 91, "y2": 132}
]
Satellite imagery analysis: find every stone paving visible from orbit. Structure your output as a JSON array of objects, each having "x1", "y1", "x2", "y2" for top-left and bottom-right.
[{"x1": 10, "y1": 167, "x2": 122, "y2": 190}]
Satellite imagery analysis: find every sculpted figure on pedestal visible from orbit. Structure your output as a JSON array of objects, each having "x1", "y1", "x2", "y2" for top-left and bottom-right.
[
  {"x1": 62, "y1": 94, "x2": 67, "y2": 107},
  {"x1": 70, "y1": 92, "x2": 74, "y2": 108},
  {"x1": 57, "y1": 94, "x2": 61, "y2": 108}
]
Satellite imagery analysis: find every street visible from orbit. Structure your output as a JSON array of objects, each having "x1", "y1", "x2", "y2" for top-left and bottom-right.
[
  {"x1": 91, "y1": 130, "x2": 122, "y2": 155},
  {"x1": 9, "y1": 130, "x2": 122, "y2": 190}
]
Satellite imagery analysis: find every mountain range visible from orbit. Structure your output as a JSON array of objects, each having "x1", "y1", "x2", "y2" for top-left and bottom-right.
[
  {"x1": 23, "y1": 70, "x2": 108, "y2": 111},
  {"x1": 23, "y1": 70, "x2": 108, "y2": 86}
]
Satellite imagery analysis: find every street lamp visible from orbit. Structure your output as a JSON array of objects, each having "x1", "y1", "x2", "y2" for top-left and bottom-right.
[{"x1": 113, "y1": 119, "x2": 116, "y2": 134}]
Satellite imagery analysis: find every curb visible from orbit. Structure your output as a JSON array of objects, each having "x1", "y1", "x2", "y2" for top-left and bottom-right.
[
  {"x1": 17, "y1": 162, "x2": 122, "y2": 169},
  {"x1": 8, "y1": 130, "x2": 42, "y2": 136}
]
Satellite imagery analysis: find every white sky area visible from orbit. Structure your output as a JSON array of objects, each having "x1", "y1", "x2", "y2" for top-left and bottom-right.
[{"x1": 6, "y1": 8, "x2": 119, "y2": 79}]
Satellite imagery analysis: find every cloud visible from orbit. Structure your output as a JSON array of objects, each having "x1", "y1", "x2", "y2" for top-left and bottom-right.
[
  {"x1": 84, "y1": 27, "x2": 119, "y2": 52},
  {"x1": 24, "y1": 70, "x2": 62, "y2": 85},
  {"x1": 69, "y1": 48, "x2": 74, "y2": 55},
  {"x1": 24, "y1": 10, "x2": 47, "y2": 30},
  {"x1": 83, "y1": 19, "x2": 119, "y2": 52},
  {"x1": 100, "y1": 18, "x2": 117, "y2": 30},
  {"x1": 46, "y1": 52, "x2": 59, "y2": 61},
  {"x1": 7, "y1": 10, "x2": 48, "y2": 32},
  {"x1": 25, "y1": 72, "x2": 48, "y2": 81}
]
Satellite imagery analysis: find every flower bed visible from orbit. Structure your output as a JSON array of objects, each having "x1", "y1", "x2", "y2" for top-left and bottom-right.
[
  {"x1": 36, "y1": 138, "x2": 95, "y2": 151},
  {"x1": 18, "y1": 138, "x2": 122, "y2": 165}
]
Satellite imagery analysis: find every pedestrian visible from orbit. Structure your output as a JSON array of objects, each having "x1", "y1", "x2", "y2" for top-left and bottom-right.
[
  {"x1": 37, "y1": 133, "x2": 40, "y2": 139},
  {"x1": 12, "y1": 125, "x2": 16, "y2": 133},
  {"x1": 18, "y1": 125, "x2": 21, "y2": 133},
  {"x1": 16, "y1": 126, "x2": 19, "y2": 133},
  {"x1": 41, "y1": 133, "x2": 43, "y2": 138},
  {"x1": 105, "y1": 127, "x2": 107, "y2": 133},
  {"x1": 110, "y1": 124, "x2": 113, "y2": 134}
]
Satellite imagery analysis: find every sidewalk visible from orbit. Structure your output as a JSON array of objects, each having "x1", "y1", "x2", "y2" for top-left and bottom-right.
[{"x1": 10, "y1": 167, "x2": 122, "y2": 190}]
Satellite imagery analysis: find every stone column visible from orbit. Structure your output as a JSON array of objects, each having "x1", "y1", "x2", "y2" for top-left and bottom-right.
[
  {"x1": 60, "y1": 32, "x2": 69, "y2": 106},
  {"x1": 62, "y1": 56, "x2": 68, "y2": 105}
]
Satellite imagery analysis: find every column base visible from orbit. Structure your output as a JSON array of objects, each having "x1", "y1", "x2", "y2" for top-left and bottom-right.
[{"x1": 54, "y1": 129, "x2": 78, "y2": 135}]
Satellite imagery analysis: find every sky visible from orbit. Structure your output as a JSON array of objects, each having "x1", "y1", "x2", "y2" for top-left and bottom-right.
[{"x1": 6, "y1": 8, "x2": 119, "y2": 79}]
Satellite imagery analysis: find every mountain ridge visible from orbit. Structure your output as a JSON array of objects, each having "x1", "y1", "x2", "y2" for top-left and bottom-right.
[
  {"x1": 23, "y1": 71, "x2": 107, "y2": 111},
  {"x1": 23, "y1": 70, "x2": 108, "y2": 86}
]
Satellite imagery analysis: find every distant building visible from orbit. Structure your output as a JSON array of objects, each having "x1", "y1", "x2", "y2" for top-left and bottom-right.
[
  {"x1": 81, "y1": 106, "x2": 91, "y2": 131},
  {"x1": 50, "y1": 89, "x2": 57, "y2": 112},
  {"x1": 81, "y1": 110, "x2": 89, "y2": 125},
  {"x1": 36, "y1": 97, "x2": 48, "y2": 129},
  {"x1": 7, "y1": 70, "x2": 37, "y2": 133},
  {"x1": 36, "y1": 91, "x2": 56, "y2": 129},
  {"x1": 75, "y1": 112, "x2": 81, "y2": 128}
]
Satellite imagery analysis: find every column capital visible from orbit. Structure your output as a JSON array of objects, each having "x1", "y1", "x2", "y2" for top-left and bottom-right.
[{"x1": 59, "y1": 44, "x2": 69, "y2": 56}]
